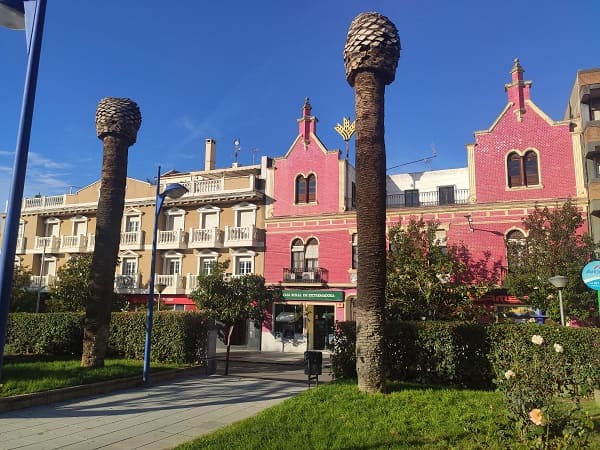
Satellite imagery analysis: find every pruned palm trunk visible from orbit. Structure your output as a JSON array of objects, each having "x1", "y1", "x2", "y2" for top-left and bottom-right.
[
  {"x1": 82, "y1": 98, "x2": 141, "y2": 368},
  {"x1": 344, "y1": 13, "x2": 400, "y2": 393}
]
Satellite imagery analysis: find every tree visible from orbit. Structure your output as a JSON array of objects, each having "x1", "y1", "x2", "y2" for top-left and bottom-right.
[
  {"x1": 48, "y1": 255, "x2": 126, "y2": 312},
  {"x1": 82, "y1": 98, "x2": 141, "y2": 368},
  {"x1": 10, "y1": 266, "x2": 37, "y2": 313},
  {"x1": 344, "y1": 12, "x2": 400, "y2": 394},
  {"x1": 190, "y1": 263, "x2": 272, "y2": 375},
  {"x1": 503, "y1": 200, "x2": 598, "y2": 322},
  {"x1": 386, "y1": 218, "x2": 502, "y2": 321}
]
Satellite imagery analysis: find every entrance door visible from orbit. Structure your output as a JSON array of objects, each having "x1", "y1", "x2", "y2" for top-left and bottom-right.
[{"x1": 312, "y1": 305, "x2": 334, "y2": 351}]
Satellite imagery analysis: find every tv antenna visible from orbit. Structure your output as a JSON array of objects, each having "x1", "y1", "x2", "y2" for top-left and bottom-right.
[
  {"x1": 386, "y1": 144, "x2": 438, "y2": 172},
  {"x1": 251, "y1": 148, "x2": 259, "y2": 164}
]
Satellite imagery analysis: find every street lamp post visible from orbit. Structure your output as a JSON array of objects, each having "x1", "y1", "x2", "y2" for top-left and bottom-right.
[
  {"x1": 0, "y1": 0, "x2": 47, "y2": 380},
  {"x1": 155, "y1": 282, "x2": 167, "y2": 311},
  {"x1": 142, "y1": 167, "x2": 187, "y2": 384},
  {"x1": 549, "y1": 275, "x2": 568, "y2": 326}
]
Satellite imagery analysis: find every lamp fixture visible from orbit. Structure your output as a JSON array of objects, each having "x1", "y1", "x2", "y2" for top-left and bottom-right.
[{"x1": 464, "y1": 214, "x2": 474, "y2": 232}]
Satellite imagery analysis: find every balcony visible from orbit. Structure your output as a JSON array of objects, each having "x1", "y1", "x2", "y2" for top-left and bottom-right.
[
  {"x1": 186, "y1": 273, "x2": 199, "y2": 293},
  {"x1": 22, "y1": 194, "x2": 66, "y2": 211},
  {"x1": 282, "y1": 268, "x2": 328, "y2": 284},
  {"x1": 114, "y1": 273, "x2": 142, "y2": 293},
  {"x1": 164, "y1": 173, "x2": 261, "y2": 202},
  {"x1": 15, "y1": 237, "x2": 26, "y2": 254},
  {"x1": 120, "y1": 231, "x2": 144, "y2": 250},
  {"x1": 224, "y1": 225, "x2": 264, "y2": 248},
  {"x1": 157, "y1": 229, "x2": 188, "y2": 249},
  {"x1": 155, "y1": 273, "x2": 185, "y2": 294},
  {"x1": 386, "y1": 188, "x2": 469, "y2": 209},
  {"x1": 188, "y1": 227, "x2": 224, "y2": 249},
  {"x1": 60, "y1": 235, "x2": 88, "y2": 253},
  {"x1": 30, "y1": 274, "x2": 55, "y2": 289},
  {"x1": 33, "y1": 236, "x2": 60, "y2": 253},
  {"x1": 87, "y1": 234, "x2": 95, "y2": 252}
]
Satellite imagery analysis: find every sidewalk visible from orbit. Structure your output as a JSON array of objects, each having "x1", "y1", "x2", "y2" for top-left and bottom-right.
[{"x1": 0, "y1": 350, "x2": 331, "y2": 450}]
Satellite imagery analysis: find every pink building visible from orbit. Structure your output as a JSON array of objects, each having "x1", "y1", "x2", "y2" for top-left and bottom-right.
[{"x1": 262, "y1": 60, "x2": 586, "y2": 352}]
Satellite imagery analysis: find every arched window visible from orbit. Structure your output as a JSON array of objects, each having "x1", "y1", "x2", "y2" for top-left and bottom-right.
[
  {"x1": 507, "y1": 151, "x2": 539, "y2": 188},
  {"x1": 307, "y1": 174, "x2": 316, "y2": 202},
  {"x1": 295, "y1": 176, "x2": 306, "y2": 204},
  {"x1": 295, "y1": 174, "x2": 317, "y2": 204},
  {"x1": 506, "y1": 230, "x2": 526, "y2": 270},
  {"x1": 291, "y1": 239, "x2": 305, "y2": 271},
  {"x1": 305, "y1": 238, "x2": 319, "y2": 271}
]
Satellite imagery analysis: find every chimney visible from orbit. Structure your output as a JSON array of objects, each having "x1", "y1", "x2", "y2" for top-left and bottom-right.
[{"x1": 205, "y1": 138, "x2": 216, "y2": 171}]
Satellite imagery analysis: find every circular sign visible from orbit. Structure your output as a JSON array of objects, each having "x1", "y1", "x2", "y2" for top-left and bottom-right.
[{"x1": 581, "y1": 261, "x2": 600, "y2": 291}]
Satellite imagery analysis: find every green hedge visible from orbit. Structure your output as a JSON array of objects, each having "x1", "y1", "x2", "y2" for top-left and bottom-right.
[
  {"x1": 332, "y1": 321, "x2": 600, "y2": 392},
  {"x1": 5, "y1": 312, "x2": 83, "y2": 355},
  {"x1": 6, "y1": 312, "x2": 210, "y2": 365}
]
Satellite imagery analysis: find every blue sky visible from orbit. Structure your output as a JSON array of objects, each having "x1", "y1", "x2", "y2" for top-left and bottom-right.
[{"x1": 0, "y1": 0, "x2": 598, "y2": 210}]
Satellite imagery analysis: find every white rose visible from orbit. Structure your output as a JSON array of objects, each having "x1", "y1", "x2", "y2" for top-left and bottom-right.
[
  {"x1": 531, "y1": 335, "x2": 544, "y2": 345},
  {"x1": 553, "y1": 343, "x2": 564, "y2": 353}
]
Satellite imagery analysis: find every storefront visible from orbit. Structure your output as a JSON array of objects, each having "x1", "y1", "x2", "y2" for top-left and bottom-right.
[{"x1": 261, "y1": 289, "x2": 351, "y2": 353}]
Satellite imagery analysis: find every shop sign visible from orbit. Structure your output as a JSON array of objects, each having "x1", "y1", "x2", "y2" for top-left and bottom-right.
[{"x1": 281, "y1": 290, "x2": 344, "y2": 301}]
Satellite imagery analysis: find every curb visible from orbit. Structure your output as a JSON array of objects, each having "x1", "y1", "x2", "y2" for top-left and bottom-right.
[{"x1": 0, "y1": 365, "x2": 211, "y2": 414}]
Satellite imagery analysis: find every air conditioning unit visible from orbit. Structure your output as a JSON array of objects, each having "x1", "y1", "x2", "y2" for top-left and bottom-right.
[
  {"x1": 284, "y1": 272, "x2": 296, "y2": 281},
  {"x1": 302, "y1": 272, "x2": 315, "y2": 281}
]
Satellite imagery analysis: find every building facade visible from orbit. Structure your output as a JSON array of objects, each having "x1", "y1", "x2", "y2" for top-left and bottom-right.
[{"x1": 12, "y1": 139, "x2": 268, "y2": 326}]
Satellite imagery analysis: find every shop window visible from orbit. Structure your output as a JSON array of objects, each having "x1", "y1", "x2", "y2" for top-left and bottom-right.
[
  {"x1": 273, "y1": 303, "x2": 303, "y2": 337},
  {"x1": 507, "y1": 151, "x2": 539, "y2": 188}
]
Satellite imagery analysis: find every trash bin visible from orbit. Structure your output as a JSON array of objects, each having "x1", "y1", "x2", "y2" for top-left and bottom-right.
[{"x1": 304, "y1": 351, "x2": 322, "y2": 376}]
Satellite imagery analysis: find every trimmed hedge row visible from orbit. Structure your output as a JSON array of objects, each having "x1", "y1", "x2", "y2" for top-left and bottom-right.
[
  {"x1": 332, "y1": 321, "x2": 600, "y2": 392},
  {"x1": 5, "y1": 312, "x2": 210, "y2": 365}
]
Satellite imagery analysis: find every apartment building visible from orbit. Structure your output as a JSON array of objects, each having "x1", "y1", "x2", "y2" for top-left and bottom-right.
[
  {"x1": 565, "y1": 67, "x2": 600, "y2": 243},
  {"x1": 11, "y1": 138, "x2": 268, "y2": 314}
]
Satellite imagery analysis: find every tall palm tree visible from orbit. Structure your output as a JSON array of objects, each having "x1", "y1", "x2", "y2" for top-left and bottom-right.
[
  {"x1": 81, "y1": 97, "x2": 141, "y2": 368},
  {"x1": 344, "y1": 12, "x2": 400, "y2": 393}
]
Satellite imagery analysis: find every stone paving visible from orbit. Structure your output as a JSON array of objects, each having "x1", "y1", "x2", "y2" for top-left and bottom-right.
[{"x1": 0, "y1": 350, "x2": 330, "y2": 450}]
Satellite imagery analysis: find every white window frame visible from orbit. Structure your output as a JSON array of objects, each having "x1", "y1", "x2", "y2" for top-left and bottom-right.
[
  {"x1": 196, "y1": 250, "x2": 218, "y2": 275},
  {"x1": 197, "y1": 205, "x2": 221, "y2": 229},
  {"x1": 123, "y1": 208, "x2": 142, "y2": 233},
  {"x1": 45, "y1": 217, "x2": 60, "y2": 237},
  {"x1": 164, "y1": 207, "x2": 186, "y2": 231},
  {"x1": 118, "y1": 250, "x2": 139, "y2": 276},
  {"x1": 71, "y1": 215, "x2": 88, "y2": 236},
  {"x1": 232, "y1": 202, "x2": 257, "y2": 227},
  {"x1": 163, "y1": 250, "x2": 183, "y2": 275},
  {"x1": 232, "y1": 248, "x2": 256, "y2": 275}
]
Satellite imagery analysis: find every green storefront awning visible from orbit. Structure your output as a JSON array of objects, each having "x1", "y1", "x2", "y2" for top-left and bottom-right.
[{"x1": 280, "y1": 290, "x2": 344, "y2": 301}]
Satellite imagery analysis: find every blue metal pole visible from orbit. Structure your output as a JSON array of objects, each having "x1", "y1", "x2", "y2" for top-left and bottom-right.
[
  {"x1": 142, "y1": 166, "x2": 162, "y2": 384},
  {"x1": 0, "y1": 0, "x2": 46, "y2": 380}
]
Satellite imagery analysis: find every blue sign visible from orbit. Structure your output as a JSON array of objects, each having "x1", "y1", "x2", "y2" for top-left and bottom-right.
[{"x1": 581, "y1": 261, "x2": 600, "y2": 291}]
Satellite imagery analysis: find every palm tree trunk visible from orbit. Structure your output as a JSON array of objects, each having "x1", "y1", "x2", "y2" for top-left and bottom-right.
[
  {"x1": 81, "y1": 135, "x2": 129, "y2": 367},
  {"x1": 354, "y1": 71, "x2": 387, "y2": 393}
]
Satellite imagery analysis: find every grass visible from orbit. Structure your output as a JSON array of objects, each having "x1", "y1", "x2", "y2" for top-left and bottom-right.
[
  {"x1": 177, "y1": 381, "x2": 510, "y2": 449},
  {"x1": 177, "y1": 381, "x2": 600, "y2": 450},
  {"x1": 0, "y1": 355, "x2": 183, "y2": 397}
]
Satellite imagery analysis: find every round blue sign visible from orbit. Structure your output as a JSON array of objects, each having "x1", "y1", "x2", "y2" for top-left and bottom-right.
[{"x1": 582, "y1": 261, "x2": 600, "y2": 291}]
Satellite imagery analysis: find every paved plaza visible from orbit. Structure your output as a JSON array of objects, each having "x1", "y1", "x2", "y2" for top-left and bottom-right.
[{"x1": 0, "y1": 351, "x2": 329, "y2": 449}]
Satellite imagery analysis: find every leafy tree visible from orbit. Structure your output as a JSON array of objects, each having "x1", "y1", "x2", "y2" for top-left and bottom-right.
[
  {"x1": 190, "y1": 263, "x2": 272, "y2": 374},
  {"x1": 10, "y1": 266, "x2": 37, "y2": 313},
  {"x1": 503, "y1": 200, "x2": 598, "y2": 322},
  {"x1": 386, "y1": 218, "x2": 502, "y2": 321},
  {"x1": 49, "y1": 255, "x2": 126, "y2": 313}
]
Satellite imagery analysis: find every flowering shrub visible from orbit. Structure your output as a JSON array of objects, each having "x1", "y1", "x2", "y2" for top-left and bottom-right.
[{"x1": 495, "y1": 330, "x2": 594, "y2": 448}]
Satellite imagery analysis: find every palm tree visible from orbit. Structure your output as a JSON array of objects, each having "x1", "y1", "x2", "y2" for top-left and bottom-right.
[
  {"x1": 344, "y1": 12, "x2": 400, "y2": 393},
  {"x1": 81, "y1": 97, "x2": 141, "y2": 368}
]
